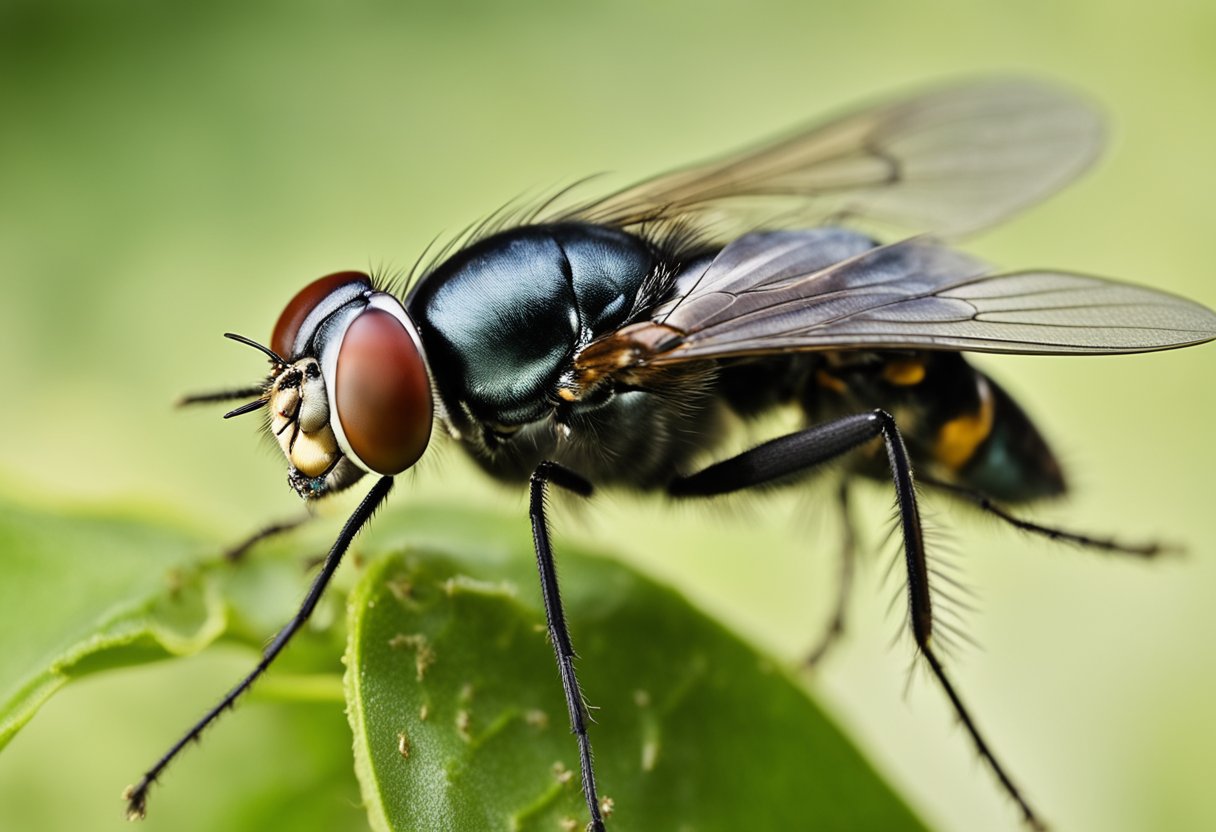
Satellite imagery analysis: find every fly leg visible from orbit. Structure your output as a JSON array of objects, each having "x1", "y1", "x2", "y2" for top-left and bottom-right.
[
  {"x1": 223, "y1": 512, "x2": 314, "y2": 562},
  {"x1": 177, "y1": 386, "x2": 312, "y2": 562},
  {"x1": 124, "y1": 476, "x2": 395, "y2": 820},
  {"x1": 923, "y1": 476, "x2": 1168, "y2": 557},
  {"x1": 668, "y1": 410, "x2": 1045, "y2": 831},
  {"x1": 529, "y1": 461, "x2": 606, "y2": 832},
  {"x1": 803, "y1": 480, "x2": 856, "y2": 666}
]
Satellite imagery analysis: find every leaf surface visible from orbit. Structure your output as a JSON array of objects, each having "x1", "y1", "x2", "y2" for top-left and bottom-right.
[{"x1": 348, "y1": 507, "x2": 926, "y2": 831}]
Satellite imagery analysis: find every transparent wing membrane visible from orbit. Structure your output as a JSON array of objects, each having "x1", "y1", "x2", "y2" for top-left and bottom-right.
[
  {"x1": 556, "y1": 78, "x2": 1104, "y2": 240},
  {"x1": 651, "y1": 233, "x2": 1216, "y2": 359}
]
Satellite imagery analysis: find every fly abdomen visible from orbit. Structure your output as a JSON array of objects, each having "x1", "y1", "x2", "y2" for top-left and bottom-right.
[
  {"x1": 800, "y1": 351, "x2": 1066, "y2": 503},
  {"x1": 900, "y1": 354, "x2": 1066, "y2": 502},
  {"x1": 949, "y1": 373, "x2": 1066, "y2": 502}
]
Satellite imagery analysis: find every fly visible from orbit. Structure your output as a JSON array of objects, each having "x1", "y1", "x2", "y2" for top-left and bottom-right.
[{"x1": 125, "y1": 78, "x2": 1216, "y2": 830}]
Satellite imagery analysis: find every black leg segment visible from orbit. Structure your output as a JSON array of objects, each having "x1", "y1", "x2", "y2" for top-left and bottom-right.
[
  {"x1": 922, "y1": 476, "x2": 1168, "y2": 558},
  {"x1": 528, "y1": 461, "x2": 605, "y2": 832},
  {"x1": 669, "y1": 410, "x2": 1046, "y2": 830},
  {"x1": 804, "y1": 480, "x2": 857, "y2": 667},
  {"x1": 669, "y1": 412, "x2": 882, "y2": 497},
  {"x1": 124, "y1": 475, "x2": 395, "y2": 819},
  {"x1": 223, "y1": 511, "x2": 314, "y2": 562}
]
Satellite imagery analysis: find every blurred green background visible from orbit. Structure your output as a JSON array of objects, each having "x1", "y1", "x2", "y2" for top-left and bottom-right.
[{"x1": 2, "y1": 1, "x2": 1214, "y2": 830}]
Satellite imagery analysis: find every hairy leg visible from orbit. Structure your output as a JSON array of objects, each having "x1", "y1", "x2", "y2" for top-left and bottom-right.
[{"x1": 669, "y1": 411, "x2": 1045, "y2": 830}]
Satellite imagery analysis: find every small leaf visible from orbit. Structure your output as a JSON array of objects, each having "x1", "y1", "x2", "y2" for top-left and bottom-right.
[
  {"x1": 348, "y1": 506, "x2": 926, "y2": 831},
  {"x1": 0, "y1": 488, "x2": 360, "y2": 756},
  {"x1": 0, "y1": 500, "x2": 224, "y2": 749}
]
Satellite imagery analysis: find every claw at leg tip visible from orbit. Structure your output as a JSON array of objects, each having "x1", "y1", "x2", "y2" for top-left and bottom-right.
[{"x1": 122, "y1": 785, "x2": 147, "y2": 821}]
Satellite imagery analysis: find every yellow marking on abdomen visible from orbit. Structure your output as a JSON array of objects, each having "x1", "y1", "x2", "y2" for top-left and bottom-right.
[
  {"x1": 816, "y1": 369, "x2": 848, "y2": 394},
  {"x1": 882, "y1": 358, "x2": 926, "y2": 386},
  {"x1": 935, "y1": 375, "x2": 995, "y2": 470}
]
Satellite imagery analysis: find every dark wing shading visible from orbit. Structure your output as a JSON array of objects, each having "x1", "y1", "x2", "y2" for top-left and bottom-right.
[
  {"x1": 576, "y1": 231, "x2": 1216, "y2": 374},
  {"x1": 553, "y1": 78, "x2": 1103, "y2": 240}
]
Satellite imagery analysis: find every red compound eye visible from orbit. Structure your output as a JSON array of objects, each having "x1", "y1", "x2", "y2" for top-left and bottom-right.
[
  {"x1": 334, "y1": 308, "x2": 433, "y2": 475},
  {"x1": 271, "y1": 271, "x2": 372, "y2": 359}
]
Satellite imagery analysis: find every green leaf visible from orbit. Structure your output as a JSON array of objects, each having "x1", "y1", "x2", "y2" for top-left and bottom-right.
[
  {"x1": 0, "y1": 494, "x2": 364, "y2": 832},
  {"x1": 0, "y1": 651, "x2": 366, "y2": 832},
  {"x1": 0, "y1": 495, "x2": 347, "y2": 754},
  {"x1": 0, "y1": 500, "x2": 224, "y2": 749},
  {"x1": 0, "y1": 493, "x2": 925, "y2": 830},
  {"x1": 349, "y1": 506, "x2": 927, "y2": 831}
]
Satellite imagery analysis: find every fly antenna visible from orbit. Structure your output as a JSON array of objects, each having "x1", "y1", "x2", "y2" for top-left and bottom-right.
[
  {"x1": 223, "y1": 398, "x2": 270, "y2": 419},
  {"x1": 176, "y1": 385, "x2": 267, "y2": 408},
  {"x1": 224, "y1": 332, "x2": 288, "y2": 366}
]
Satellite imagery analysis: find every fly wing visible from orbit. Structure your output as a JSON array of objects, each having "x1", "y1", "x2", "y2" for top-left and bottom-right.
[
  {"x1": 554, "y1": 78, "x2": 1104, "y2": 240},
  {"x1": 576, "y1": 232, "x2": 1216, "y2": 373}
]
